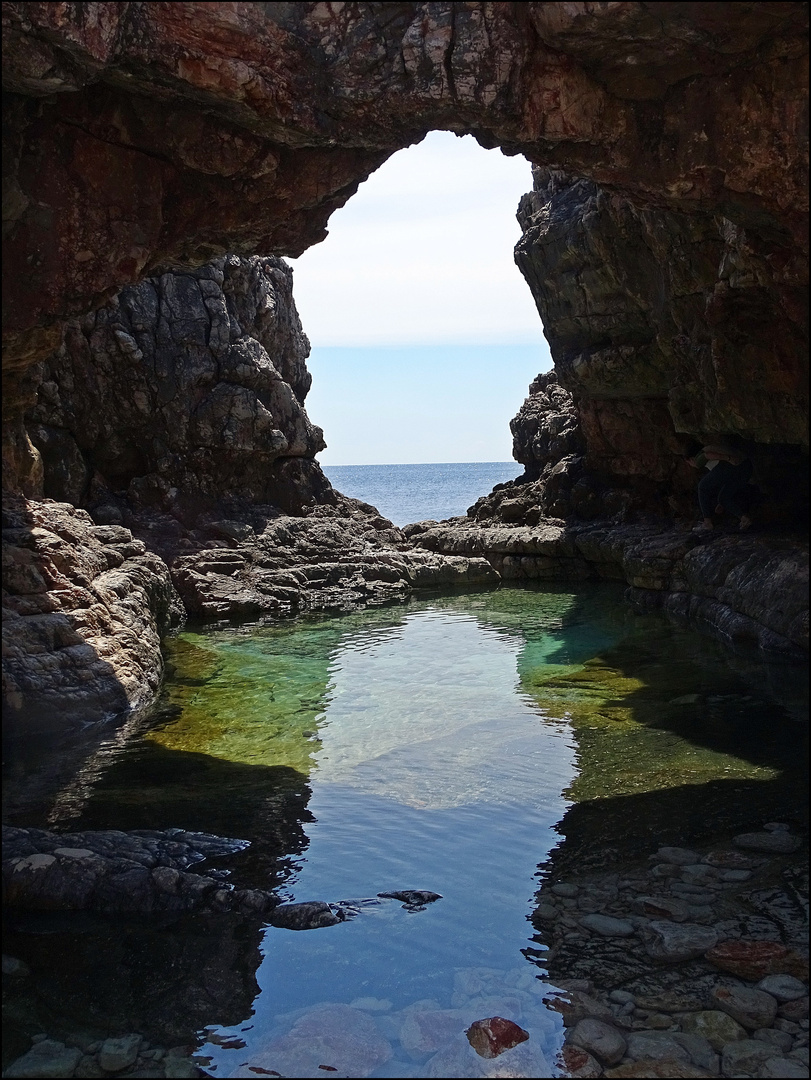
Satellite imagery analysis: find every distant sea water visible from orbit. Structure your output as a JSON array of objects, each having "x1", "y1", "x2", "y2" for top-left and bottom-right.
[{"x1": 320, "y1": 461, "x2": 523, "y2": 527}]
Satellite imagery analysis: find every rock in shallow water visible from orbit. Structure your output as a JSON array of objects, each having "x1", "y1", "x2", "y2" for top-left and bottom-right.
[
  {"x1": 568, "y1": 1018, "x2": 626, "y2": 1065},
  {"x1": 236, "y1": 1004, "x2": 392, "y2": 1078},
  {"x1": 733, "y1": 831, "x2": 801, "y2": 854},
  {"x1": 465, "y1": 1017, "x2": 530, "y2": 1059},
  {"x1": 705, "y1": 939, "x2": 809, "y2": 981},
  {"x1": 3, "y1": 1040, "x2": 82, "y2": 1078},
  {"x1": 710, "y1": 984, "x2": 779, "y2": 1030},
  {"x1": 640, "y1": 920, "x2": 719, "y2": 962}
]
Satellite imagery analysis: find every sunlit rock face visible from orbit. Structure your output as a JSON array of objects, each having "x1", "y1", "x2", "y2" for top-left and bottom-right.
[
  {"x1": 25, "y1": 255, "x2": 328, "y2": 521},
  {"x1": 2, "y1": 1, "x2": 808, "y2": 497},
  {"x1": 512, "y1": 167, "x2": 808, "y2": 525}
]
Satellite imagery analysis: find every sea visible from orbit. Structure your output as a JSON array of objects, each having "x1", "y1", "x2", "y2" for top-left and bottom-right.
[{"x1": 320, "y1": 460, "x2": 522, "y2": 527}]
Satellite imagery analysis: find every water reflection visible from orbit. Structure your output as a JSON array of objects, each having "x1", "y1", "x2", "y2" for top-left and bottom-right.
[{"x1": 3, "y1": 585, "x2": 807, "y2": 1078}]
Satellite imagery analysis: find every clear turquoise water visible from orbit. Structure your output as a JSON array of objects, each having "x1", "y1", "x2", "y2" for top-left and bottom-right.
[
  {"x1": 321, "y1": 461, "x2": 522, "y2": 526},
  {"x1": 3, "y1": 585, "x2": 807, "y2": 1077}
]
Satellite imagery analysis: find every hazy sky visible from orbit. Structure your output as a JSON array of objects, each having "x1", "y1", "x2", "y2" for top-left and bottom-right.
[{"x1": 289, "y1": 131, "x2": 553, "y2": 464}]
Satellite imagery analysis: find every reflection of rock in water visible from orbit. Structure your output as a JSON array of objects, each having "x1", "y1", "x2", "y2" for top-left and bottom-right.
[{"x1": 3, "y1": 911, "x2": 263, "y2": 1054}]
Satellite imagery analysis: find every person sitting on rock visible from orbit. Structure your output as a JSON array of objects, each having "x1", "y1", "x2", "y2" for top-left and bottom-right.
[{"x1": 686, "y1": 443, "x2": 753, "y2": 532}]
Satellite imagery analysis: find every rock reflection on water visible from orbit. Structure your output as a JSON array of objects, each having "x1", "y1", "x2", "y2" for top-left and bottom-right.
[{"x1": 2, "y1": 584, "x2": 807, "y2": 1078}]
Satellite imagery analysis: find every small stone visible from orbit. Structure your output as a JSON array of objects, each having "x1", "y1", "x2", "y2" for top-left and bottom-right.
[
  {"x1": 625, "y1": 1031, "x2": 690, "y2": 1063},
  {"x1": 681, "y1": 1011, "x2": 748, "y2": 1051},
  {"x1": 753, "y1": 1028, "x2": 794, "y2": 1054},
  {"x1": 681, "y1": 864, "x2": 717, "y2": 881},
  {"x1": 643, "y1": 1012, "x2": 676, "y2": 1029},
  {"x1": 579, "y1": 914, "x2": 636, "y2": 937},
  {"x1": 733, "y1": 831, "x2": 800, "y2": 854},
  {"x1": 552, "y1": 882, "x2": 580, "y2": 898},
  {"x1": 641, "y1": 921, "x2": 718, "y2": 962},
  {"x1": 162, "y1": 1059, "x2": 200, "y2": 1079},
  {"x1": 670, "y1": 884, "x2": 716, "y2": 904},
  {"x1": 762, "y1": 822, "x2": 792, "y2": 832},
  {"x1": 706, "y1": 940, "x2": 809, "y2": 981},
  {"x1": 710, "y1": 985, "x2": 778, "y2": 1030},
  {"x1": 568, "y1": 1018, "x2": 627, "y2": 1066},
  {"x1": 3, "y1": 1040, "x2": 82, "y2": 1078},
  {"x1": 1, "y1": 955, "x2": 31, "y2": 976},
  {"x1": 756, "y1": 975, "x2": 808, "y2": 1003},
  {"x1": 715, "y1": 869, "x2": 752, "y2": 882},
  {"x1": 465, "y1": 1016, "x2": 529, "y2": 1059},
  {"x1": 31, "y1": 1034, "x2": 49, "y2": 1044},
  {"x1": 702, "y1": 851, "x2": 755, "y2": 870},
  {"x1": 775, "y1": 1018, "x2": 802, "y2": 1034},
  {"x1": 98, "y1": 1034, "x2": 142, "y2": 1072},
  {"x1": 757, "y1": 1055, "x2": 810, "y2": 1077},
  {"x1": 720, "y1": 1038, "x2": 776, "y2": 1076},
  {"x1": 651, "y1": 863, "x2": 682, "y2": 879},
  {"x1": 779, "y1": 996, "x2": 809, "y2": 1021},
  {"x1": 74, "y1": 1058, "x2": 107, "y2": 1079},
  {"x1": 652, "y1": 847, "x2": 702, "y2": 865},
  {"x1": 671, "y1": 1032, "x2": 719, "y2": 1072},
  {"x1": 634, "y1": 896, "x2": 690, "y2": 922},
  {"x1": 610, "y1": 991, "x2": 636, "y2": 1006},
  {"x1": 558, "y1": 1044, "x2": 603, "y2": 1077},
  {"x1": 535, "y1": 902, "x2": 558, "y2": 921}
]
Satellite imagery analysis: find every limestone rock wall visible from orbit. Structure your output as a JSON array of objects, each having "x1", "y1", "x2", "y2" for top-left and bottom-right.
[
  {"x1": 512, "y1": 167, "x2": 809, "y2": 526},
  {"x1": 25, "y1": 255, "x2": 328, "y2": 520}
]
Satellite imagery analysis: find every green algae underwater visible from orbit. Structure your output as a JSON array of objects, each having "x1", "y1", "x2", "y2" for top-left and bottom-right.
[{"x1": 57, "y1": 582, "x2": 807, "y2": 870}]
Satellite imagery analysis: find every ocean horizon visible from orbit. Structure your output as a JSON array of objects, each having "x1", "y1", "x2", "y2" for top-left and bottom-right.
[{"x1": 320, "y1": 460, "x2": 523, "y2": 527}]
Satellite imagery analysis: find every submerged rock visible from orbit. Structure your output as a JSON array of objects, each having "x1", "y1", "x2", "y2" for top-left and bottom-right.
[
  {"x1": 2, "y1": 1039, "x2": 82, "y2": 1078},
  {"x1": 465, "y1": 1017, "x2": 530, "y2": 1059}
]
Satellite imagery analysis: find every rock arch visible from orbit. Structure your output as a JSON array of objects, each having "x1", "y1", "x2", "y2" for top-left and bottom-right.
[{"x1": 3, "y1": 1, "x2": 808, "y2": 496}]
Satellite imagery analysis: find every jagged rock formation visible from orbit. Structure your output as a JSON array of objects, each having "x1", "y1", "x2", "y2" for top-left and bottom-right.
[
  {"x1": 26, "y1": 254, "x2": 327, "y2": 519},
  {"x1": 512, "y1": 167, "x2": 809, "y2": 526},
  {"x1": 2, "y1": 497, "x2": 183, "y2": 730}
]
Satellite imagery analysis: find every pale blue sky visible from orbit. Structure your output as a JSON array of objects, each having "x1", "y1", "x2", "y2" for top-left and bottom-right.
[{"x1": 289, "y1": 131, "x2": 552, "y2": 464}]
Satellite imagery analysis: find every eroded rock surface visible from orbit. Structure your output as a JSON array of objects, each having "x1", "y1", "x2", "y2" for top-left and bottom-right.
[
  {"x1": 2, "y1": 497, "x2": 183, "y2": 729},
  {"x1": 2, "y1": 3, "x2": 809, "y2": 726},
  {"x1": 25, "y1": 255, "x2": 326, "y2": 519}
]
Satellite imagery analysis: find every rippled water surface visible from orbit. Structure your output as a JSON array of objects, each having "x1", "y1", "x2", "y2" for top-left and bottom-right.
[{"x1": 3, "y1": 585, "x2": 807, "y2": 1077}]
